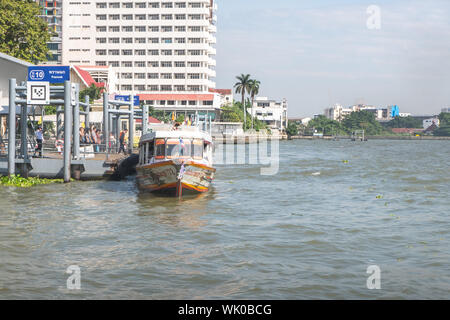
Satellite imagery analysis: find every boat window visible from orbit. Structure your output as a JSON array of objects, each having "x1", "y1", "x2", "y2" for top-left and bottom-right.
[
  {"x1": 192, "y1": 139, "x2": 203, "y2": 160},
  {"x1": 147, "y1": 140, "x2": 155, "y2": 162},
  {"x1": 166, "y1": 138, "x2": 191, "y2": 159},
  {"x1": 155, "y1": 139, "x2": 165, "y2": 159},
  {"x1": 143, "y1": 143, "x2": 148, "y2": 164}
]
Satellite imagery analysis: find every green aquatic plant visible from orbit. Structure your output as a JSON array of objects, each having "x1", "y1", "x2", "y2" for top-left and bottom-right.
[{"x1": 0, "y1": 175, "x2": 64, "y2": 188}]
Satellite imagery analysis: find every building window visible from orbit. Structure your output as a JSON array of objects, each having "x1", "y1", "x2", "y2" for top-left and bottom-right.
[
  {"x1": 148, "y1": 73, "x2": 159, "y2": 79},
  {"x1": 161, "y1": 61, "x2": 172, "y2": 67},
  {"x1": 161, "y1": 85, "x2": 172, "y2": 91}
]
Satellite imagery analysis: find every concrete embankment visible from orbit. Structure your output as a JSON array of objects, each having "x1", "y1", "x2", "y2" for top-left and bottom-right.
[{"x1": 289, "y1": 135, "x2": 450, "y2": 141}]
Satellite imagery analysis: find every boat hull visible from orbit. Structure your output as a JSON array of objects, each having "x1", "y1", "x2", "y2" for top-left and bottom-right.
[{"x1": 136, "y1": 160, "x2": 215, "y2": 196}]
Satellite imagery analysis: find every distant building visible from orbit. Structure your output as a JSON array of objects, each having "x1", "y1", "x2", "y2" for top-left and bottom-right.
[
  {"x1": 423, "y1": 118, "x2": 440, "y2": 130},
  {"x1": 35, "y1": 0, "x2": 63, "y2": 64},
  {"x1": 209, "y1": 88, "x2": 233, "y2": 107},
  {"x1": 442, "y1": 107, "x2": 450, "y2": 113},
  {"x1": 250, "y1": 97, "x2": 288, "y2": 131},
  {"x1": 399, "y1": 113, "x2": 412, "y2": 117},
  {"x1": 324, "y1": 104, "x2": 356, "y2": 121},
  {"x1": 324, "y1": 103, "x2": 401, "y2": 122}
]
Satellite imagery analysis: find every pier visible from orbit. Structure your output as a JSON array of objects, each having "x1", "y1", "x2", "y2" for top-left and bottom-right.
[{"x1": 0, "y1": 79, "x2": 148, "y2": 181}]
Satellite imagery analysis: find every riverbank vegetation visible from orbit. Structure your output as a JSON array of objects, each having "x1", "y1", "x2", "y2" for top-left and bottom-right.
[
  {"x1": 221, "y1": 101, "x2": 268, "y2": 131},
  {"x1": 434, "y1": 112, "x2": 450, "y2": 136},
  {"x1": 0, "y1": 175, "x2": 64, "y2": 188}
]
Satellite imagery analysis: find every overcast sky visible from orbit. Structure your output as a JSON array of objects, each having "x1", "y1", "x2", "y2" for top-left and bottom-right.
[{"x1": 215, "y1": 0, "x2": 450, "y2": 117}]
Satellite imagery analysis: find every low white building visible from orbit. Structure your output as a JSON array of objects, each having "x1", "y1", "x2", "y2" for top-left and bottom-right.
[
  {"x1": 250, "y1": 97, "x2": 288, "y2": 131},
  {"x1": 423, "y1": 118, "x2": 440, "y2": 129},
  {"x1": 0, "y1": 52, "x2": 34, "y2": 108},
  {"x1": 324, "y1": 104, "x2": 357, "y2": 121},
  {"x1": 442, "y1": 107, "x2": 450, "y2": 113}
]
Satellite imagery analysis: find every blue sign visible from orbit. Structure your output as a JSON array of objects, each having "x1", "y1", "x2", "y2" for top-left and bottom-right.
[
  {"x1": 28, "y1": 66, "x2": 70, "y2": 83},
  {"x1": 114, "y1": 95, "x2": 140, "y2": 106}
]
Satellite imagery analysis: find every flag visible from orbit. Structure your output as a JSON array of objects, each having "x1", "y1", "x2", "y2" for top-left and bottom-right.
[
  {"x1": 38, "y1": 116, "x2": 42, "y2": 125},
  {"x1": 172, "y1": 112, "x2": 176, "y2": 121}
]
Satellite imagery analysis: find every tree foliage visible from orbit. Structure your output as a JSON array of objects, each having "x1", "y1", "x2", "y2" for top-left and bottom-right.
[
  {"x1": 384, "y1": 116, "x2": 422, "y2": 129},
  {"x1": 286, "y1": 121, "x2": 299, "y2": 137},
  {"x1": 307, "y1": 115, "x2": 344, "y2": 136},
  {"x1": 434, "y1": 112, "x2": 450, "y2": 137},
  {"x1": 220, "y1": 101, "x2": 267, "y2": 131},
  {"x1": 341, "y1": 110, "x2": 385, "y2": 135},
  {"x1": 0, "y1": 0, "x2": 51, "y2": 63},
  {"x1": 80, "y1": 84, "x2": 102, "y2": 103}
]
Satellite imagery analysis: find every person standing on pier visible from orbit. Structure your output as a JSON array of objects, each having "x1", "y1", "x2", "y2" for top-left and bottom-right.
[
  {"x1": 34, "y1": 127, "x2": 44, "y2": 158},
  {"x1": 118, "y1": 129, "x2": 128, "y2": 154}
]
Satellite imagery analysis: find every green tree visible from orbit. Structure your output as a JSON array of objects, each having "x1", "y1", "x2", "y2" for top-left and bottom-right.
[
  {"x1": 307, "y1": 115, "x2": 344, "y2": 136},
  {"x1": 220, "y1": 101, "x2": 267, "y2": 131},
  {"x1": 342, "y1": 110, "x2": 385, "y2": 135},
  {"x1": 80, "y1": 84, "x2": 102, "y2": 103},
  {"x1": 286, "y1": 121, "x2": 299, "y2": 137},
  {"x1": 234, "y1": 74, "x2": 252, "y2": 131},
  {"x1": 434, "y1": 112, "x2": 450, "y2": 136},
  {"x1": 249, "y1": 79, "x2": 261, "y2": 130},
  {"x1": 0, "y1": 0, "x2": 51, "y2": 63},
  {"x1": 384, "y1": 116, "x2": 422, "y2": 129}
]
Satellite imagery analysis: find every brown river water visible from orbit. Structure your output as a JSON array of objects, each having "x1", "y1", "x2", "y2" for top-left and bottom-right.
[{"x1": 0, "y1": 139, "x2": 449, "y2": 299}]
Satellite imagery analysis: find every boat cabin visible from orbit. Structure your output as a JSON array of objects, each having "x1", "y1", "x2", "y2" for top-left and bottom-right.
[{"x1": 138, "y1": 130, "x2": 213, "y2": 166}]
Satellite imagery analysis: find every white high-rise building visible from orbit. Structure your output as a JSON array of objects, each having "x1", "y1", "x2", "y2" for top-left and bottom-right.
[{"x1": 61, "y1": 0, "x2": 218, "y2": 114}]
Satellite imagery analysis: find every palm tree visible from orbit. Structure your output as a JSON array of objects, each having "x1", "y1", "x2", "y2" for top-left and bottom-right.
[
  {"x1": 249, "y1": 79, "x2": 261, "y2": 130},
  {"x1": 234, "y1": 74, "x2": 252, "y2": 130}
]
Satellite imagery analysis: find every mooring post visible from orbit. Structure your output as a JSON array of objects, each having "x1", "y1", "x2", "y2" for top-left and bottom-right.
[
  {"x1": 20, "y1": 100, "x2": 29, "y2": 178},
  {"x1": 114, "y1": 114, "x2": 120, "y2": 153},
  {"x1": 103, "y1": 92, "x2": 109, "y2": 160},
  {"x1": 128, "y1": 95, "x2": 134, "y2": 154},
  {"x1": 73, "y1": 84, "x2": 80, "y2": 161},
  {"x1": 8, "y1": 79, "x2": 16, "y2": 177},
  {"x1": 63, "y1": 81, "x2": 72, "y2": 183},
  {"x1": 56, "y1": 106, "x2": 62, "y2": 140},
  {"x1": 84, "y1": 95, "x2": 90, "y2": 130},
  {"x1": 142, "y1": 105, "x2": 148, "y2": 135}
]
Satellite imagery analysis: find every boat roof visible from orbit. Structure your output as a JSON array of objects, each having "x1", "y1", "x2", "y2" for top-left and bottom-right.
[{"x1": 140, "y1": 125, "x2": 213, "y2": 143}]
